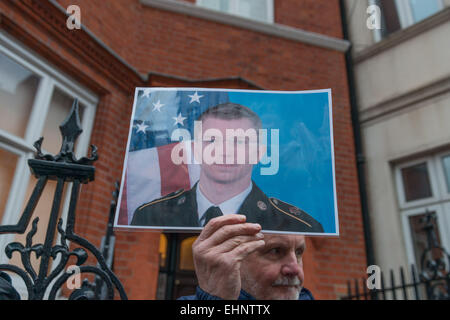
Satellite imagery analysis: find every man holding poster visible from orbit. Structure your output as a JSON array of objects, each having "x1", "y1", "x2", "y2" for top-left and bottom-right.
[{"x1": 131, "y1": 102, "x2": 324, "y2": 233}]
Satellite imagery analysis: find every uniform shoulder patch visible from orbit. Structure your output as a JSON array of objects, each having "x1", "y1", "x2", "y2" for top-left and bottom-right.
[
  {"x1": 269, "y1": 197, "x2": 312, "y2": 228},
  {"x1": 166, "y1": 189, "x2": 184, "y2": 197},
  {"x1": 137, "y1": 189, "x2": 186, "y2": 210}
]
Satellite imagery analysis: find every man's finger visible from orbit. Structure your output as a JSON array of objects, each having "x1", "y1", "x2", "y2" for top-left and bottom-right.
[
  {"x1": 197, "y1": 214, "x2": 247, "y2": 241},
  {"x1": 226, "y1": 239, "x2": 266, "y2": 261},
  {"x1": 214, "y1": 233, "x2": 265, "y2": 253},
  {"x1": 206, "y1": 222, "x2": 262, "y2": 247}
]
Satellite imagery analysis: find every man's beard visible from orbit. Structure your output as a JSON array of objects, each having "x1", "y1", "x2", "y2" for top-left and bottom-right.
[
  {"x1": 241, "y1": 273, "x2": 302, "y2": 300},
  {"x1": 271, "y1": 275, "x2": 302, "y2": 300}
]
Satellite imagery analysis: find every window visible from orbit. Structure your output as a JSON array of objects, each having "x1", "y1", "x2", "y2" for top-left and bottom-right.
[
  {"x1": 197, "y1": 0, "x2": 274, "y2": 23},
  {"x1": 395, "y1": 152, "x2": 450, "y2": 268},
  {"x1": 0, "y1": 33, "x2": 97, "y2": 296},
  {"x1": 442, "y1": 155, "x2": 450, "y2": 193},
  {"x1": 179, "y1": 236, "x2": 196, "y2": 271},
  {"x1": 408, "y1": 210, "x2": 444, "y2": 266},
  {"x1": 408, "y1": 0, "x2": 442, "y2": 24},
  {"x1": 395, "y1": 158, "x2": 439, "y2": 208},
  {"x1": 159, "y1": 233, "x2": 168, "y2": 268},
  {"x1": 0, "y1": 53, "x2": 40, "y2": 138},
  {"x1": 374, "y1": 0, "x2": 444, "y2": 40},
  {"x1": 156, "y1": 233, "x2": 198, "y2": 299},
  {"x1": 400, "y1": 162, "x2": 433, "y2": 202}
]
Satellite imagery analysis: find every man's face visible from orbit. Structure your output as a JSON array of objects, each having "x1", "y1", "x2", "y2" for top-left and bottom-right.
[
  {"x1": 198, "y1": 116, "x2": 258, "y2": 185},
  {"x1": 240, "y1": 234, "x2": 306, "y2": 300}
]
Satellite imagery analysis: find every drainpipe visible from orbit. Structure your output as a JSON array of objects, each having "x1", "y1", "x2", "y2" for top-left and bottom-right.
[{"x1": 339, "y1": 0, "x2": 376, "y2": 267}]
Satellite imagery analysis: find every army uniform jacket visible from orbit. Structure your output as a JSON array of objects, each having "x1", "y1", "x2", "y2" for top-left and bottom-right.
[{"x1": 131, "y1": 181, "x2": 324, "y2": 233}]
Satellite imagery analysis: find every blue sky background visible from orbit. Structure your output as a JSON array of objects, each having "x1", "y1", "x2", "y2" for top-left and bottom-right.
[{"x1": 228, "y1": 91, "x2": 336, "y2": 234}]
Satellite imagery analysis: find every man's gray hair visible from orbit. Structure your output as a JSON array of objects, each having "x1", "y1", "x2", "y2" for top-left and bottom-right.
[{"x1": 198, "y1": 102, "x2": 262, "y2": 129}]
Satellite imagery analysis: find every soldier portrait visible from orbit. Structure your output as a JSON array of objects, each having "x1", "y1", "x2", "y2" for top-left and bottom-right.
[{"x1": 115, "y1": 88, "x2": 338, "y2": 235}]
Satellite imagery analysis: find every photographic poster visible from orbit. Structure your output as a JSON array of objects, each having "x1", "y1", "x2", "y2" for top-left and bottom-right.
[{"x1": 114, "y1": 88, "x2": 338, "y2": 235}]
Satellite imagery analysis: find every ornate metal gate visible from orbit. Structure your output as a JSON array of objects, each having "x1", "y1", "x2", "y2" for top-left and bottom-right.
[{"x1": 0, "y1": 100, "x2": 127, "y2": 300}]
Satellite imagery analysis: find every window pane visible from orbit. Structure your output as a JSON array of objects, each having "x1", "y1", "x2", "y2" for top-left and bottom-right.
[
  {"x1": 0, "y1": 148, "x2": 20, "y2": 223},
  {"x1": 409, "y1": 212, "x2": 442, "y2": 269},
  {"x1": 10, "y1": 175, "x2": 68, "y2": 272},
  {"x1": 41, "y1": 88, "x2": 84, "y2": 155},
  {"x1": 198, "y1": 0, "x2": 229, "y2": 11},
  {"x1": 237, "y1": 0, "x2": 269, "y2": 22},
  {"x1": 179, "y1": 236, "x2": 197, "y2": 271},
  {"x1": 198, "y1": 0, "x2": 270, "y2": 22},
  {"x1": 380, "y1": 0, "x2": 402, "y2": 36},
  {"x1": 442, "y1": 155, "x2": 450, "y2": 193},
  {"x1": 159, "y1": 234, "x2": 167, "y2": 268},
  {"x1": 401, "y1": 162, "x2": 432, "y2": 202},
  {"x1": 409, "y1": 0, "x2": 440, "y2": 23},
  {"x1": 0, "y1": 52, "x2": 40, "y2": 137}
]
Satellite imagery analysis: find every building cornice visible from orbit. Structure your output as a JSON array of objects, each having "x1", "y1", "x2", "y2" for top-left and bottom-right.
[
  {"x1": 140, "y1": 0, "x2": 350, "y2": 52},
  {"x1": 148, "y1": 71, "x2": 264, "y2": 89},
  {"x1": 360, "y1": 75, "x2": 450, "y2": 126},
  {"x1": 354, "y1": 7, "x2": 450, "y2": 64}
]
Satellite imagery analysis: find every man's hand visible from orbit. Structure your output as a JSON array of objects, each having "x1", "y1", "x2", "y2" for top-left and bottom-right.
[{"x1": 192, "y1": 214, "x2": 265, "y2": 300}]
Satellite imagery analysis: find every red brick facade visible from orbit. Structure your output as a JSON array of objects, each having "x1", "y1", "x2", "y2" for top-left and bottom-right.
[{"x1": 0, "y1": 0, "x2": 366, "y2": 299}]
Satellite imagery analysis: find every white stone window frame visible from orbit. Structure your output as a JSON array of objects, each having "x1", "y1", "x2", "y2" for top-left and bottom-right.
[
  {"x1": 0, "y1": 32, "x2": 98, "y2": 297},
  {"x1": 401, "y1": 204, "x2": 450, "y2": 268},
  {"x1": 395, "y1": 156, "x2": 440, "y2": 210},
  {"x1": 395, "y1": 153, "x2": 450, "y2": 268},
  {"x1": 197, "y1": 0, "x2": 274, "y2": 24},
  {"x1": 394, "y1": 0, "x2": 444, "y2": 28},
  {"x1": 370, "y1": 0, "x2": 445, "y2": 42},
  {"x1": 434, "y1": 150, "x2": 450, "y2": 202}
]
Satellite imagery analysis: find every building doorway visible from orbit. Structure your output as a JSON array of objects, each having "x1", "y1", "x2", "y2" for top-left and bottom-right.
[{"x1": 156, "y1": 233, "x2": 198, "y2": 299}]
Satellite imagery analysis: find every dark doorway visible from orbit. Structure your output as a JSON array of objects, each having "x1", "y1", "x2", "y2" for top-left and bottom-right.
[{"x1": 156, "y1": 233, "x2": 198, "y2": 299}]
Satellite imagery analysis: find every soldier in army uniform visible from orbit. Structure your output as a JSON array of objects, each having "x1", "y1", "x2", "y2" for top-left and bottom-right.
[{"x1": 131, "y1": 102, "x2": 324, "y2": 233}]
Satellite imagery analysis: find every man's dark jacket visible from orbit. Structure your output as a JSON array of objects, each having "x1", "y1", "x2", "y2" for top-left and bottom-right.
[
  {"x1": 0, "y1": 272, "x2": 20, "y2": 300},
  {"x1": 178, "y1": 286, "x2": 314, "y2": 300},
  {"x1": 131, "y1": 181, "x2": 324, "y2": 233}
]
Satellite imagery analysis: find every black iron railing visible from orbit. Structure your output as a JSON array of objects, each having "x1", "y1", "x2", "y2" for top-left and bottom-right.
[
  {"x1": 0, "y1": 100, "x2": 127, "y2": 300},
  {"x1": 343, "y1": 212, "x2": 450, "y2": 300}
]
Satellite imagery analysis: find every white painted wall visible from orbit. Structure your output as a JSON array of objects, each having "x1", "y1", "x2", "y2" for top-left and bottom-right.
[
  {"x1": 355, "y1": 20, "x2": 450, "y2": 111},
  {"x1": 345, "y1": 1, "x2": 450, "y2": 274},
  {"x1": 362, "y1": 92, "x2": 450, "y2": 271}
]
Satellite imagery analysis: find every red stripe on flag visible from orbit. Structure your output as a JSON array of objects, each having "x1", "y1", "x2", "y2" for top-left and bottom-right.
[
  {"x1": 158, "y1": 142, "x2": 191, "y2": 196},
  {"x1": 118, "y1": 172, "x2": 129, "y2": 225}
]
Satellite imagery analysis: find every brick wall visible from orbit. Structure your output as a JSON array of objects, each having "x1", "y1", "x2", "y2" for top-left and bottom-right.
[
  {"x1": 275, "y1": 0, "x2": 344, "y2": 38},
  {"x1": 0, "y1": 0, "x2": 366, "y2": 299}
]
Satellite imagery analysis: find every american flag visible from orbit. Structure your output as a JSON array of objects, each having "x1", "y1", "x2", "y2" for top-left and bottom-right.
[{"x1": 117, "y1": 88, "x2": 229, "y2": 225}]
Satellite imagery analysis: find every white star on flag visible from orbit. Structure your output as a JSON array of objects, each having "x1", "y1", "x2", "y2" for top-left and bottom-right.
[
  {"x1": 142, "y1": 88, "x2": 152, "y2": 99},
  {"x1": 136, "y1": 121, "x2": 149, "y2": 133},
  {"x1": 173, "y1": 113, "x2": 187, "y2": 126},
  {"x1": 188, "y1": 91, "x2": 204, "y2": 104},
  {"x1": 152, "y1": 100, "x2": 165, "y2": 112}
]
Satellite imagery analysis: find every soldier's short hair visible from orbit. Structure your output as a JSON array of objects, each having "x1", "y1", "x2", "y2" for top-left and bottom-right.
[{"x1": 198, "y1": 102, "x2": 262, "y2": 129}]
